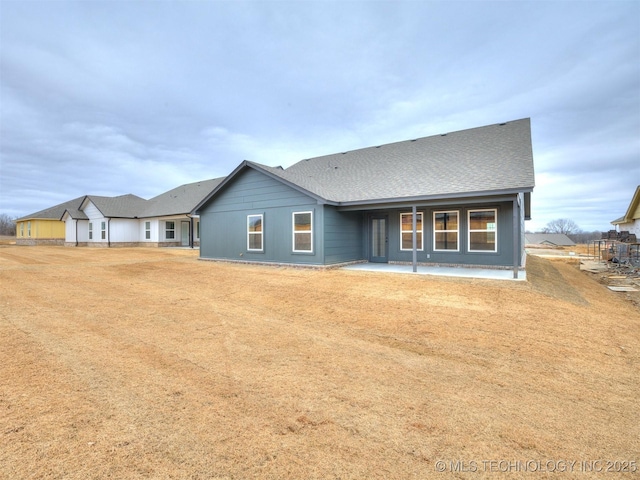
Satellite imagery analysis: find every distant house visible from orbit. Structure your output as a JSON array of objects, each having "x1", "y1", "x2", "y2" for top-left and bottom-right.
[
  {"x1": 611, "y1": 185, "x2": 640, "y2": 236},
  {"x1": 60, "y1": 178, "x2": 224, "y2": 247},
  {"x1": 195, "y1": 119, "x2": 535, "y2": 278},
  {"x1": 525, "y1": 233, "x2": 575, "y2": 247},
  {"x1": 18, "y1": 178, "x2": 224, "y2": 247},
  {"x1": 16, "y1": 197, "x2": 84, "y2": 246}
]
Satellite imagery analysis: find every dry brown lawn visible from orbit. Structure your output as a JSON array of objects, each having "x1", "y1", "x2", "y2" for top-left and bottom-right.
[{"x1": 1, "y1": 246, "x2": 638, "y2": 479}]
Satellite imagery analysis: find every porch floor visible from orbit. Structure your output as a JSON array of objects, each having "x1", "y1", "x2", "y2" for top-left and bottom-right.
[{"x1": 341, "y1": 263, "x2": 526, "y2": 281}]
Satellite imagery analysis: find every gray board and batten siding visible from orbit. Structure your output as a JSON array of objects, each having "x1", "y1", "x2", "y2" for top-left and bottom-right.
[{"x1": 198, "y1": 166, "x2": 524, "y2": 268}]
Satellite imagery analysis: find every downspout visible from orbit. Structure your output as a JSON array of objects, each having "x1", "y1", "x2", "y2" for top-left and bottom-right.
[
  {"x1": 412, "y1": 205, "x2": 418, "y2": 273},
  {"x1": 108, "y1": 218, "x2": 111, "y2": 248},
  {"x1": 513, "y1": 195, "x2": 519, "y2": 279},
  {"x1": 75, "y1": 219, "x2": 78, "y2": 247}
]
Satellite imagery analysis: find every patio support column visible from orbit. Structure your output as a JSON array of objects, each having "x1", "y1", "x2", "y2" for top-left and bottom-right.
[
  {"x1": 513, "y1": 195, "x2": 519, "y2": 279},
  {"x1": 412, "y1": 205, "x2": 418, "y2": 273},
  {"x1": 190, "y1": 216, "x2": 194, "y2": 249}
]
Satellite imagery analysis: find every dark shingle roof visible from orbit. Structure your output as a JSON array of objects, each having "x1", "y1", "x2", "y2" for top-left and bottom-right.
[
  {"x1": 18, "y1": 196, "x2": 85, "y2": 221},
  {"x1": 84, "y1": 194, "x2": 149, "y2": 218},
  {"x1": 253, "y1": 118, "x2": 534, "y2": 204},
  {"x1": 143, "y1": 178, "x2": 225, "y2": 217}
]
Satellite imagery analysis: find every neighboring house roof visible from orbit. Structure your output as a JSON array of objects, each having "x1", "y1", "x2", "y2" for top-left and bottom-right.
[
  {"x1": 79, "y1": 194, "x2": 149, "y2": 218},
  {"x1": 525, "y1": 233, "x2": 575, "y2": 246},
  {"x1": 196, "y1": 118, "x2": 535, "y2": 212},
  {"x1": 58, "y1": 179, "x2": 225, "y2": 221},
  {"x1": 17, "y1": 196, "x2": 86, "y2": 221},
  {"x1": 143, "y1": 178, "x2": 225, "y2": 217},
  {"x1": 611, "y1": 185, "x2": 640, "y2": 225}
]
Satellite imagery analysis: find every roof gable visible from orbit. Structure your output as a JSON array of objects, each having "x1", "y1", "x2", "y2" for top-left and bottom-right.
[
  {"x1": 611, "y1": 185, "x2": 640, "y2": 225},
  {"x1": 194, "y1": 161, "x2": 326, "y2": 213},
  {"x1": 81, "y1": 194, "x2": 148, "y2": 218}
]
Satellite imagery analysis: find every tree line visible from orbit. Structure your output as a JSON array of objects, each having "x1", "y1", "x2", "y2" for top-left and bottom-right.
[{"x1": 0, "y1": 214, "x2": 16, "y2": 236}]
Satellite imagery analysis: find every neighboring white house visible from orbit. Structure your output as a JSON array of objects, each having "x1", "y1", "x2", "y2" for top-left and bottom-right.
[
  {"x1": 611, "y1": 185, "x2": 640, "y2": 236},
  {"x1": 59, "y1": 178, "x2": 224, "y2": 247}
]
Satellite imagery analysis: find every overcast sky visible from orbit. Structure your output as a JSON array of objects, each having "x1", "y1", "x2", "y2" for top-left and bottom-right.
[{"x1": 1, "y1": 1, "x2": 638, "y2": 232}]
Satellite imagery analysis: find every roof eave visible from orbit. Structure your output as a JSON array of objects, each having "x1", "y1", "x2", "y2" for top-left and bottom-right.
[{"x1": 335, "y1": 187, "x2": 533, "y2": 209}]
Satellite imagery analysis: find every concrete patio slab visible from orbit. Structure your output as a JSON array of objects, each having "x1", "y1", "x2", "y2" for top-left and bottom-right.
[{"x1": 341, "y1": 263, "x2": 526, "y2": 281}]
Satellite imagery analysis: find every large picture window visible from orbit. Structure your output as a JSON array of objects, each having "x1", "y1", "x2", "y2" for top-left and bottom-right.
[
  {"x1": 247, "y1": 214, "x2": 263, "y2": 251},
  {"x1": 293, "y1": 211, "x2": 313, "y2": 252},
  {"x1": 468, "y1": 209, "x2": 497, "y2": 252},
  {"x1": 434, "y1": 211, "x2": 459, "y2": 251},
  {"x1": 400, "y1": 212, "x2": 423, "y2": 251},
  {"x1": 165, "y1": 221, "x2": 175, "y2": 239}
]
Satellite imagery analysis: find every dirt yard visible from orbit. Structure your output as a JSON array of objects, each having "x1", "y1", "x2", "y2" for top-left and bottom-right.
[{"x1": 1, "y1": 246, "x2": 638, "y2": 479}]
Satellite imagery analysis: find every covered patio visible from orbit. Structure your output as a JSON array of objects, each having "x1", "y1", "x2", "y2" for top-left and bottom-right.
[{"x1": 342, "y1": 261, "x2": 527, "y2": 281}]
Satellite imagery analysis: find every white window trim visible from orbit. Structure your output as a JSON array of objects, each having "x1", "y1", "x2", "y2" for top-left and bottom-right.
[
  {"x1": 468, "y1": 208, "x2": 498, "y2": 253},
  {"x1": 247, "y1": 214, "x2": 264, "y2": 252},
  {"x1": 400, "y1": 212, "x2": 424, "y2": 251},
  {"x1": 292, "y1": 211, "x2": 313, "y2": 253},
  {"x1": 433, "y1": 210, "x2": 460, "y2": 252}
]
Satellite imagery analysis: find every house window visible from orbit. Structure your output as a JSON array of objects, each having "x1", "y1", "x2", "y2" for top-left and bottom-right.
[
  {"x1": 293, "y1": 211, "x2": 313, "y2": 252},
  {"x1": 89, "y1": 222, "x2": 93, "y2": 240},
  {"x1": 468, "y1": 209, "x2": 497, "y2": 252},
  {"x1": 400, "y1": 212, "x2": 423, "y2": 251},
  {"x1": 196, "y1": 221, "x2": 200, "y2": 240},
  {"x1": 165, "y1": 221, "x2": 175, "y2": 239},
  {"x1": 27, "y1": 221, "x2": 31, "y2": 237},
  {"x1": 247, "y1": 214, "x2": 263, "y2": 251},
  {"x1": 101, "y1": 221, "x2": 106, "y2": 240},
  {"x1": 145, "y1": 221, "x2": 151, "y2": 240},
  {"x1": 434, "y1": 211, "x2": 459, "y2": 251},
  {"x1": 20, "y1": 223, "x2": 24, "y2": 237}
]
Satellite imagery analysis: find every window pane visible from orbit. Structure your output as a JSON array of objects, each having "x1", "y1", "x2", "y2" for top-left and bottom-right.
[
  {"x1": 469, "y1": 211, "x2": 495, "y2": 230},
  {"x1": 166, "y1": 221, "x2": 175, "y2": 229},
  {"x1": 435, "y1": 232, "x2": 458, "y2": 250},
  {"x1": 248, "y1": 216, "x2": 262, "y2": 232},
  {"x1": 470, "y1": 232, "x2": 496, "y2": 251},
  {"x1": 401, "y1": 213, "x2": 422, "y2": 232},
  {"x1": 435, "y1": 212, "x2": 458, "y2": 230},
  {"x1": 294, "y1": 213, "x2": 311, "y2": 231},
  {"x1": 402, "y1": 232, "x2": 422, "y2": 250},
  {"x1": 249, "y1": 233, "x2": 262, "y2": 250},
  {"x1": 294, "y1": 232, "x2": 312, "y2": 251}
]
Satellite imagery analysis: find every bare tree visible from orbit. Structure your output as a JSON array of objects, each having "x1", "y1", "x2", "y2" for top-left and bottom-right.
[
  {"x1": 0, "y1": 214, "x2": 17, "y2": 236},
  {"x1": 542, "y1": 218, "x2": 580, "y2": 235}
]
